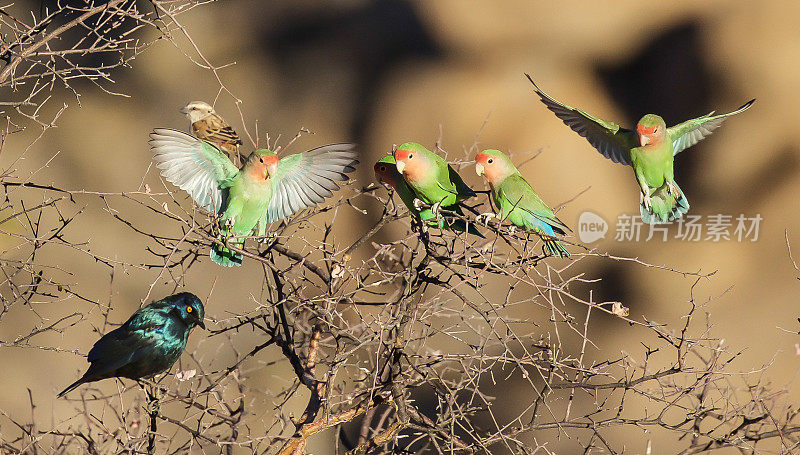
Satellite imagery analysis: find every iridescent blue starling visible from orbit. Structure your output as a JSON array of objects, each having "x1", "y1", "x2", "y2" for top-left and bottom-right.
[{"x1": 58, "y1": 292, "x2": 206, "y2": 397}]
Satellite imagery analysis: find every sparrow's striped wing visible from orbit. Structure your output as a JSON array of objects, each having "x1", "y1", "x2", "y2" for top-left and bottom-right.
[
  {"x1": 264, "y1": 144, "x2": 358, "y2": 223},
  {"x1": 526, "y1": 74, "x2": 637, "y2": 166},
  {"x1": 668, "y1": 99, "x2": 755, "y2": 155},
  {"x1": 150, "y1": 128, "x2": 239, "y2": 213},
  {"x1": 193, "y1": 113, "x2": 243, "y2": 146}
]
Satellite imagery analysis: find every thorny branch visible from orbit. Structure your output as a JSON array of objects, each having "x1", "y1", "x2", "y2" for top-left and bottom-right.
[{"x1": 0, "y1": 1, "x2": 799, "y2": 454}]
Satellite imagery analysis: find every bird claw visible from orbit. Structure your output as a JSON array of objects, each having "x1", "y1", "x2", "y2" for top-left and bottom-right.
[
  {"x1": 420, "y1": 220, "x2": 429, "y2": 234},
  {"x1": 640, "y1": 192, "x2": 653, "y2": 211},
  {"x1": 476, "y1": 212, "x2": 496, "y2": 226},
  {"x1": 413, "y1": 198, "x2": 426, "y2": 211},
  {"x1": 667, "y1": 181, "x2": 681, "y2": 197},
  {"x1": 431, "y1": 201, "x2": 443, "y2": 218},
  {"x1": 508, "y1": 225, "x2": 517, "y2": 235},
  {"x1": 258, "y1": 231, "x2": 277, "y2": 243},
  {"x1": 147, "y1": 398, "x2": 160, "y2": 413}
]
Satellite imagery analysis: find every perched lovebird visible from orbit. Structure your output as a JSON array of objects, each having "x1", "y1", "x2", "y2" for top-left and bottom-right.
[
  {"x1": 150, "y1": 129, "x2": 358, "y2": 267},
  {"x1": 181, "y1": 101, "x2": 243, "y2": 163},
  {"x1": 375, "y1": 155, "x2": 482, "y2": 236},
  {"x1": 526, "y1": 74, "x2": 755, "y2": 224},
  {"x1": 392, "y1": 142, "x2": 477, "y2": 216},
  {"x1": 58, "y1": 292, "x2": 206, "y2": 397},
  {"x1": 475, "y1": 150, "x2": 571, "y2": 258},
  {"x1": 375, "y1": 155, "x2": 435, "y2": 220}
]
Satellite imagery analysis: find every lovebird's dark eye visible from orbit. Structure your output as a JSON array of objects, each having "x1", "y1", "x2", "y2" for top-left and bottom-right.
[
  {"x1": 487, "y1": 158, "x2": 494, "y2": 164},
  {"x1": 408, "y1": 153, "x2": 413, "y2": 159},
  {"x1": 653, "y1": 127, "x2": 659, "y2": 133},
  {"x1": 258, "y1": 157, "x2": 264, "y2": 163},
  {"x1": 379, "y1": 166, "x2": 385, "y2": 172}
]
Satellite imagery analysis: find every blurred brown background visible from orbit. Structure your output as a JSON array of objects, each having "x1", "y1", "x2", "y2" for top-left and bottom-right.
[{"x1": 2, "y1": 0, "x2": 799, "y2": 452}]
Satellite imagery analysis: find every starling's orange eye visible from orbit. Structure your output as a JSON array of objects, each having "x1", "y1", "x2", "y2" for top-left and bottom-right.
[{"x1": 186, "y1": 306, "x2": 193, "y2": 313}]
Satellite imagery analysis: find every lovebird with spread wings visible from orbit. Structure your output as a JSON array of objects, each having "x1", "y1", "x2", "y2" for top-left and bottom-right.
[
  {"x1": 150, "y1": 129, "x2": 358, "y2": 266},
  {"x1": 527, "y1": 74, "x2": 754, "y2": 224}
]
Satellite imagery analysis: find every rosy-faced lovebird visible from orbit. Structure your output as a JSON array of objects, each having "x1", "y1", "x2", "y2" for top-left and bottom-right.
[
  {"x1": 526, "y1": 74, "x2": 755, "y2": 224},
  {"x1": 392, "y1": 143, "x2": 483, "y2": 237},
  {"x1": 375, "y1": 155, "x2": 435, "y2": 221},
  {"x1": 476, "y1": 150, "x2": 571, "y2": 258},
  {"x1": 58, "y1": 292, "x2": 206, "y2": 397},
  {"x1": 375, "y1": 155, "x2": 482, "y2": 236},
  {"x1": 392, "y1": 141, "x2": 478, "y2": 221},
  {"x1": 150, "y1": 129, "x2": 358, "y2": 267}
]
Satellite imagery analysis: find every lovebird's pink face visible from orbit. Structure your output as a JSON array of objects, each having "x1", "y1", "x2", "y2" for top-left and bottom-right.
[
  {"x1": 247, "y1": 154, "x2": 279, "y2": 181},
  {"x1": 475, "y1": 152, "x2": 505, "y2": 184},
  {"x1": 373, "y1": 162, "x2": 398, "y2": 189},
  {"x1": 393, "y1": 148, "x2": 423, "y2": 182},
  {"x1": 636, "y1": 123, "x2": 666, "y2": 147}
]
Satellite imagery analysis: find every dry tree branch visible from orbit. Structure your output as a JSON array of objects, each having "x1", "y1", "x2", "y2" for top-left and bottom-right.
[{"x1": 0, "y1": 3, "x2": 798, "y2": 454}]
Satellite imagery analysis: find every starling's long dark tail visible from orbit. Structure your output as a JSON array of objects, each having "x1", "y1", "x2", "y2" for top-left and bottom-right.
[{"x1": 58, "y1": 376, "x2": 87, "y2": 398}]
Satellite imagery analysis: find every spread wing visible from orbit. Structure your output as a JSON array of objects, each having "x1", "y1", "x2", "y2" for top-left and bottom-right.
[
  {"x1": 264, "y1": 143, "x2": 358, "y2": 223},
  {"x1": 668, "y1": 99, "x2": 755, "y2": 155},
  {"x1": 526, "y1": 74, "x2": 637, "y2": 166},
  {"x1": 150, "y1": 128, "x2": 239, "y2": 213}
]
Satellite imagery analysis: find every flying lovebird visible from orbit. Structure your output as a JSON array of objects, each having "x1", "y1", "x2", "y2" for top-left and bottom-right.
[
  {"x1": 526, "y1": 74, "x2": 755, "y2": 224},
  {"x1": 374, "y1": 155, "x2": 482, "y2": 236},
  {"x1": 58, "y1": 292, "x2": 206, "y2": 397},
  {"x1": 181, "y1": 101, "x2": 243, "y2": 164},
  {"x1": 150, "y1": 129, "x2": 358, "y2": 267},
  {"x1": 475, "y1": 150, "x2": 571, "y2": 258}
]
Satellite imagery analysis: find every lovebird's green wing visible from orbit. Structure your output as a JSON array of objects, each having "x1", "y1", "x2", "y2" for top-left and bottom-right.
[
  {"x1": 497, "y1": 174, "x2": 571, "y2": 235},
  {"x1": 150, "y1": 129, "x2": 239, "y2": 213},
  {"x1": 264, "y1": 143, "x2": 358, "y2": 223},
  {"x1": 526, "y1": 74, "x2": 638, "y2": 165},
  {"x1": 668, "y1": 99, "x2": 755, "y2": 155},
  {"x1": 398, "y1": 180, "x2": 437, "y2": 221},
  {"x1": 425, "y1": 160, "x2": 475, "y2": 206}
]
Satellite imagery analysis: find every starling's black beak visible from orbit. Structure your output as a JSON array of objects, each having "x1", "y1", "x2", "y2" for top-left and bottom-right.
[{"x1": 197, "y1": 320, "x2": 206, "y2": 330}]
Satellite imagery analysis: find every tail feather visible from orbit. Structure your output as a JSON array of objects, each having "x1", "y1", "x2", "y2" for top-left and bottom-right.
[
  {"x1": 210, "y1": 238, "x2": 243, "y2": 267},
  {"x1": 542, "y1": 237, "x2": 570, "y2": 258},
  {"x1": 641, "y1": 181, "x2": 690, "y2": 224},
  {"x1": 58, "y1": 377, "x2": 87, "y2": 398}
]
